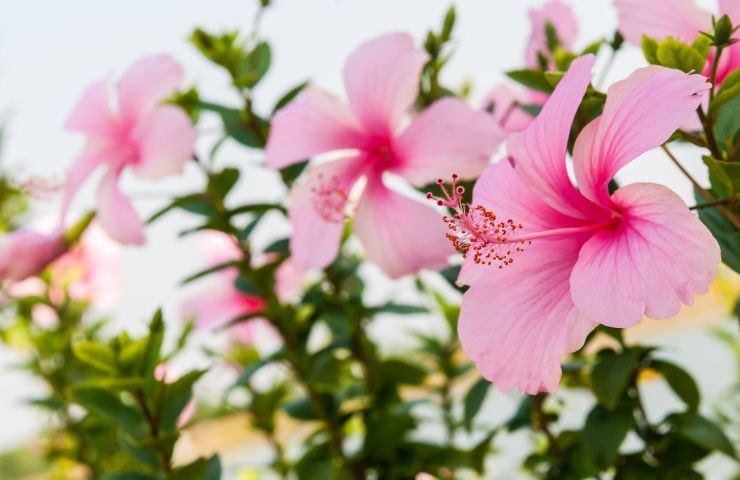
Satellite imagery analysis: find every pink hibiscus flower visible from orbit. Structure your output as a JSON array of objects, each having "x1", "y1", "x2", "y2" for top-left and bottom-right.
[
  {"x1": 482, "y1": 1, "x2": 579, "y2": 134},
  {"x1": 0, "y1": 228, "x2": 66, "y2": 282},
  {"x1": 63, "y1": 54, "x2": 196, "y2": 245},
  {"x1": 48, "y1": 223, "x2": 121, "y2": 306},
  {"x1": 264, "y1": 32, "x2": 499, "y2": 279},
  {"x1": 615, "y1": 0, "x2": 740, "y2": 84},
  {"x1": 181, "y1": 232, "x2": 271, "y2": 345},
  {"x1": 441, "y1": 55, "x2": 719, "y2": 394}
]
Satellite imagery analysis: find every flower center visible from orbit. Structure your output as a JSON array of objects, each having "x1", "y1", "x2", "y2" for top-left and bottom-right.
[
  {"x1": 428, "y1": 175, "x2": 528, "y2": 269},
  {"x1": 311, "y1": 173, "x2": 350, "y2": 223}
]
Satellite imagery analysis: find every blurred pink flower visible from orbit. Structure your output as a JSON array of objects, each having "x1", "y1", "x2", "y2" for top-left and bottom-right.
[
  {"x1": 48, "y1": 223, "x2": 121, "y2": 306},
  {"x1": 63, "y1": 54, "x2": 196, "y2": 245},
  {"x1": 265, "y1": 32, "x2": 499, "y2": 278},
  {"x1": 615, "y1": 0, "x2": 740, "y2": 84},
  {"x1": 525, "y1": 0, "x2": 579, "y2": 69},
  {"x1": 181, "y1": 232, "x2": 271, "y2": 345},
  {"x1": 451, "y1": 55, "x2": 718, "y2": 394},
  {"x1": 482, "y1": 1, "x2": 578, "y2": 135},
  {"x1": 0, "y1": 229, "x2": 66, "y2": 282}
]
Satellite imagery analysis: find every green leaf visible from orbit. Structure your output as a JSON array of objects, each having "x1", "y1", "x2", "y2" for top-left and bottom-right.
[
  {"x1": 237, "y1": 41, "x2": 271, "y2": 88},
  {"x1": 655, "y1": 37, "x2": 705, "y2": 73},
  {"x1": 670, "y1": 412, "x2": 736, "y2": 458},
  {"x1": 642, "y1": 35, "x2": 660, "y2": 64},
  {"x1": 160, "y1": 370, "x2": 206, "y2": 431},
  {"x1": 272, "y1": 80, "x2": 309, "y2": 114},
  {"x1": 72, "y1": 387, "x2": 142, "y2": 435},
  {"x1": 72, "y1": 341, "x2": 118, "y2": 374},
  {"x1": 207, "y1": 167, "x2": 240, "y2": 199},
  {"x1": 694, "y1": 188, "x2": 740, "y2": 273},
  {"x1": 463, "y1": 378, "x2": 490, "y2": 431},
  {"x1": 371, "y1": 303, "x2": 427, "y2": 315},
  {"x1": 100, "y1": 473, "x2": 159, "y2": 480},
  {"x1": 506, "y1": 396, "x2": 534, "y2": 431},
  {"x1": 651, "y1": 360, "x2": 700, "y2": 411},
  {"x1": 171, "y1": 455, "x2": 221, "y2": 480},
  {"x1": 703, "y1": 156, "x2": 740, "y2": 197},
  {"x1": 581, "y1": 405, "x2": 633, "y2": 468},
  {"x1": 714, "y1": 94, "x2": 740, "y2": 148},
  {"x1": 544, "y1": 71, "x2": 565, "y2": 88},
  {"x1": 140, "y1": 310, "x2": 165, "y2": 380},
  {"x1": 181, "y1": 260, "x2": 237, "y2": 285},
  {"x1": 233, "y1": 275, "x2": 260, "y2": 295},
  {"x1": 591, "y1": 348, "x2": 642, "y2": 410},
  {"x1": 506, "y1": 69, "x2": 553, "y2": 93},
  {"x1": 264, "y1": 237, "x2": 289, "y2": 254},
  {"x1": 200, "y1": 101, "x2": 265, "y2": 148},
  {"x1": 379, "y1": 359, "x2": 426, "y2": 385}
]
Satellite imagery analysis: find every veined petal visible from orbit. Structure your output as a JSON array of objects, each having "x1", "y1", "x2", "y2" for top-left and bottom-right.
[
  {"x1": 289, "y1": 157, "x2": 364, "y2": 271},
  {"x1": 65, "y1": 79, "x2": 119, "y2": 139},
  {"x1": 526, "y1": 0, "x2": 579, "y2": 68},
  {"x1": 118, "y1": 54, "x2": 183, "y2": 124},
  {"x1": 570, "y1": 183, "x2": 720, "y2": 329},
  {"x1": 459, "y1": 234, "x2": 597, "y2": 394},
  {"x1": 392, "y1": 98, "x2": 500, "y2": 186},
  {"x1": 130, "y1": 105, "x2": 196, "y2": 180},
  {"x1": 507, "y1": 54, "x2": 603, "y2": 220},
  {"x1": 353, "y1": 176, "x2": 450, "y2": 279},
  {"x1": 573, "y1": 66, "x2": 708, "y2": 206},
  {"x1": 343, "y1": 32, "x2": 428, "y2": 137},
  {"x1": 264, "y1": 87, "x2": 365, "y2": 169},
  {"x1": 97, "y1": 168, "x2": 146, "y2": 245},
  {"x1": 614, "y1": 0, "x2": 710, "y2": 44}
]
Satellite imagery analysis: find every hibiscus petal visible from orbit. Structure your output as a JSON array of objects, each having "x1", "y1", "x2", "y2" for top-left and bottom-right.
[
  {"x1": 130, "y1": 105, "x2": 196, "y2": 180},
  {"x1": 614, "y1": 0, "x2": 710, "y2": 44},
  {"x1": 507, "y1": 54, "x2": 603, "y2": 220},
  {"x1": 343, "y1": 32, "x2": 428, "y2": 137},
  {"x1": 118, "y1": 54, "x2": 183, "y2": 123},
  {"x1": 353, "y1": 176, "x2": 450, "y2": 279},
  {"x1": 61, "y1": 146, "x2": 116, "y2": 223},
  {"x1": 457, "y1": 159, "x2": 587, "y2": 287},
  {"x1": 720, "y1": 0, "x2": 740, "y2": 21},
  {"x1": 525, "y1": 0, "x2": 579, "y2": 68},
  {"x1": 392, "y1": 98, "x2": 500, "y2": 186},
  {"x1": 289, "y1": 157, "x2": 364, "y2": 271},
  {"x1": 182, "y1": 290, "x2": 253, "y2": 330},
  {"x1": 459, "y1": 234, "x2": 596, "y2": 394},
  {"x1": 573, "y1": 66, "x2": 708, "y2": 206},
  {"x1": 97, "y1": 168, "x2": 146, "y2": 245},
  {"x1": 570, "y1": 183, "x2": 720, "y2": 329},
  {"x1": 265, "y1": 87, "x2": 365, "y2": 169},
  {"x1": 65, "y1": 79, "x2": 119, "y2": 138}
]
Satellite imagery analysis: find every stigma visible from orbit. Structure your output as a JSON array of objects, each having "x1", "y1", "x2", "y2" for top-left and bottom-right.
[{"x1": 428, "y1": 174, "x2": 529, "y2": 269}]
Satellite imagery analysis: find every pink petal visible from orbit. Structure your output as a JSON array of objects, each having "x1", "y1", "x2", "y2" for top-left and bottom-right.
[
  {"x1": 570, "y1": 183, "x2": 720, "y2": 329},
  {"x1": 480, "y1": 84, "x2": 533, "y2": 134},
  {"x1": 353, "y1": 176, "x2": 450, "y2": 279},
  {"x1": 526, "y1": 0, "x2": 579, "y2": 68},
  {"x1": 343, "y1": 32, "x2": 428, "y2": 137},
  {"x1": 182, "y1": 290, "x2": 252, "y2": 330},
  {"x1": 130, "y1": 105, "x2": 195, "y2": 180},
  {"x1": 458, "y1": 159, "x2": 587, "y2": 287},
  {"x1": 391, "y1": 98, "x2": 499, "y2": 186},
  {"x1": 614, "y1": 0, "x2": 710, "y2": 44},
  {"x1": 97, "y1": 168, "x2": 146, "y2": 245},
  {"x1": 65, "y1": 79, "x2": 119, "y2": 139},
  {"x1": 61, "y1": 146, "x2": 116, "y2": 223},
  {"x1": 573, "y1": 66, "x2": 709, "y2": 206},
  {"x1": 264, "y1": 87, "x2": 365, "y2": 169},
  {"x1": 507, "y1": 55, "x2": 604, "y2": 220},
  {"x1": 289, "y1": 157, "x2": 364, "y2": 270},
  {"x1": 0, "y1": 229, "x2": 66, "y2": 282},
  {"x1": 720, "y1": 0, "x2": 740, "y2": 21},
  {"x1": 117, "y1": 54, "x2": 184, "y2": 124},
  {"x1": 459, "y1": 234, "x2": 597, "y2": 394}
]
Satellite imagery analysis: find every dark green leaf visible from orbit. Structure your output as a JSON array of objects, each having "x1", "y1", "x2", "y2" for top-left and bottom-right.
[
  {"x1": 72, "y1": 387, "x2": 142, "y2": 435},
  {"x1": 272, "y1": 80, "x2": 309, "y2": 113},
  {"x1": 671, "y1": 412, "x2": 736, "y2": 458},
  {"x1": 160, "y1": 370, "x2": 206, "y2": 431},
  {"x1": 181, "y1": 260, "x2": 237, "y2": 285},
  {"x1": 651, "y1": 359, "x2": 700, "y2": 411},
  {"x1": 463, "y1": 378, "x2": 490, "y2": 431},
  {"x1": 379, "y1": 359, "x2": 427, "y2": 385},
  {"x1": 72, "y1": 341, "x2": 118, "y2": 374},
  {"x1": 506, "y1": 69, "x2": 553, "y2": 93},
  {"x1": 264, "y1": 237, "x2": 289, "y2": 254},
  {"x1": 591, "y1": 348, "x2": 642, "y2": 410},
  {"x1": 694, "y1": 188, "x2": 740, "y2": 273},
  {"x1": 237, "y1": 41, "x2": 271, "y2": 88},
  {"x1": 372, "y1": 303, "x2": 427, "y2": 315},
  {"x1": 170, "y1": 455, "x2": 221, "y2": 480},
  {"x1": 581, "y1": 405, "x2": 633, "y2": 468}
]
